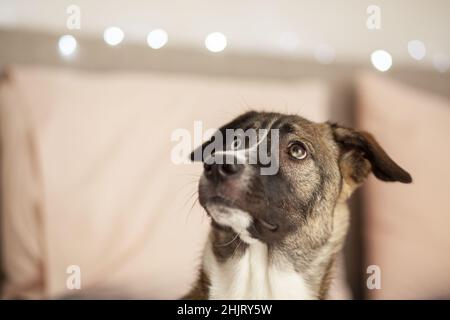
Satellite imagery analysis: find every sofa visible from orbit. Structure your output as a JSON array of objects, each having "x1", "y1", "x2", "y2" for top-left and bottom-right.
[{"x1": 1, "y1": 29, "x2": 449, "y2": 299}]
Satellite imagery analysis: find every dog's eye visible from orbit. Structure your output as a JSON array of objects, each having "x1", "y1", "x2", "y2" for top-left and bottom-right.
[
  {"x1": 288, "y1": 142, "x2": 307, "y2": 160},
  {"x1": 231, "y1": 136, "x2": 242, "y2": 150}
]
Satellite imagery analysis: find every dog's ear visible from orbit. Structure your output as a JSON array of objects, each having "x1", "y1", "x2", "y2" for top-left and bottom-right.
[{"x1": 330, "y1": 123, "x2": 412, "y2": 191}]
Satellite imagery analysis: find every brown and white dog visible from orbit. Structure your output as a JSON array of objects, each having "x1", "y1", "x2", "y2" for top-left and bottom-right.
[{"x1": 184, "y1": 111, "x2": 412, "y2": 300}]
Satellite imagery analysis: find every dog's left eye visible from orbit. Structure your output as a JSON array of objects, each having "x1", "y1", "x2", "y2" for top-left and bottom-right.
[
  {"x1": 231, "y1": 136, "x2": 242, "y2": 150},
  {"x1": 288, "y1": 142, "x2": 308, "y2": 160}
]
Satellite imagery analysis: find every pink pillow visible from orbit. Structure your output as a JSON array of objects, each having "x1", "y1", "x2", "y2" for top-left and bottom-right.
[{"x1": 357, "y1": 72, "x2": 450, "y2": 299}]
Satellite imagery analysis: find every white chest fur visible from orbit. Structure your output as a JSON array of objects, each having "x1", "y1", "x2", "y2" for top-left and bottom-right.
[{"x1": 203, "y1": 240, "x2": 313, "y2": 300}]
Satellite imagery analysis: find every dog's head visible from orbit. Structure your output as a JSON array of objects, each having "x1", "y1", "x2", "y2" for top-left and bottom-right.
[{"x1": 192, "y1": 111, "x2": 412, "y2": 245}]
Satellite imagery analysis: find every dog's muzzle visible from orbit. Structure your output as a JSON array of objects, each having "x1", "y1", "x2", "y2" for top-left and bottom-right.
[{"x1": 203, "y1": 159, "x2": 244, "y2": 182}]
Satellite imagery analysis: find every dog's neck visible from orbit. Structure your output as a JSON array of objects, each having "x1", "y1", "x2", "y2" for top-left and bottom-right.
[
  {"x1": 205, "y1": 237, "x2": 313, "y2": 299},
  {"x1": 187, "y1": 202, "x2": 350, "y2": 300}
]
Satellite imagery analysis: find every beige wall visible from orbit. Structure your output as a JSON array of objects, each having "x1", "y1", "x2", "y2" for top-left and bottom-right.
[{"x1": 0, "y1": 0, "x2": 449, "y2": 69}]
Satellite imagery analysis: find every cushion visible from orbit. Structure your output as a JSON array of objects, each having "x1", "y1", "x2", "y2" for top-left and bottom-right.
[{"x1": 356, "y1": 72, "x2": 450, "y2": 299}]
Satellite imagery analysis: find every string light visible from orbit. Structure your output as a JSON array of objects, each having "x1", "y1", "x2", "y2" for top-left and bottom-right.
[
  {"x1": 58, "y1": 35, "x2": 77, "y2": 56},
  {"x1": 314, "y1": 44, "x2": 335, "y2": 64},
  {"x1": 103, "y1": 27, "x2": 124, "y2": 46},
  {"x1": 147, "y1": 29, "x2": 168, "y2": 49},
  {"x1": 408, "y1": 40, "x2": 426, "y2": 60},
  {"x1": 57, "y1": 28, "x2": 447, "y2": 75},
  {"x1": 205, "y1": 32, "x2": 227, "y2": 53},
  {"x1": 371, "y1": 50, "x2": 393, "y2": 72}
]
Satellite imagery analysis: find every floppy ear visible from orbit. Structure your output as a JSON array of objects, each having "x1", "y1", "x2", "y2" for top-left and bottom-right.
[{"x1": 330, "y1": 123, "x2": 412, "y2": 189}]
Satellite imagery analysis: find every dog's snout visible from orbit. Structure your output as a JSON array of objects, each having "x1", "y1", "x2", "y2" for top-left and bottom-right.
[
  {"x1": 220, "y1": 163, "x2": 241, "y2": 175},
  {"x1": 204, "y1": 161, "x2": 243, "y2": 180}
]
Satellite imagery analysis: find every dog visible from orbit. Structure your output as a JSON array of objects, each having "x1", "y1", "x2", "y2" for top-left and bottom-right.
[{"x1": 184, "y1": 111, "x2": 412, "y2": 300}]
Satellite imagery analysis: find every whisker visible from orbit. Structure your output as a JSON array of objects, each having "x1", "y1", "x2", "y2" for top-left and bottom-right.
[
  {"x1": 185, "y1": 196, "x2": 199, "y2": 223},
  {"x1": 214, "y1": 232, "x2": 239, "y2": 247},
  {"x1": 175, "y1": 179, "x2": 198, "y2": 194},
  {"x1": 179, "y1": 189, "x2": 199, "y2": 214},
  {"x1": 200, "y1": 208, "x2": 208, "y2": 225},
  {"x1": 231, "y1": 238, "x2": 243, "y2": 260}
]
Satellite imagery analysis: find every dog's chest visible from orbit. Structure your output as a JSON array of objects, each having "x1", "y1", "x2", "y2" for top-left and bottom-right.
[{"x1": 204, "y1": 241, "x2": 313, "y2": 300}]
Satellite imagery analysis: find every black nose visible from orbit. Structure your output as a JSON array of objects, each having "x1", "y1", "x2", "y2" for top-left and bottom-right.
[{"x1": 203, "y1": 161, "x2": 243, "y2": 180}]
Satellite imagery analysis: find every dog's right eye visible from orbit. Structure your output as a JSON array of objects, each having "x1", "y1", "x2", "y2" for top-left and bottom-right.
[
  {"x1": 288, "y1": 142, "x2": 308, "y2": 160},
  {"x1": 231, "y1": 136, "x2": 241, "y2": 150}
]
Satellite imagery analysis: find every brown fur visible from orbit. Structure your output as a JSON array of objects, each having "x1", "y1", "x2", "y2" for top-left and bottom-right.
[
  {"x1": 185, "y1": 112, "x2": 412, "y2": 299},
  {"x1": 182, "y1": 268, "x2": 210, "y2": 300}
]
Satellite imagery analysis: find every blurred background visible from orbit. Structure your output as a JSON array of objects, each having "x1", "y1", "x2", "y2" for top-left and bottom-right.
[{"x1": 0, "y1": 0, "x2": 449, "y2": 299}]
